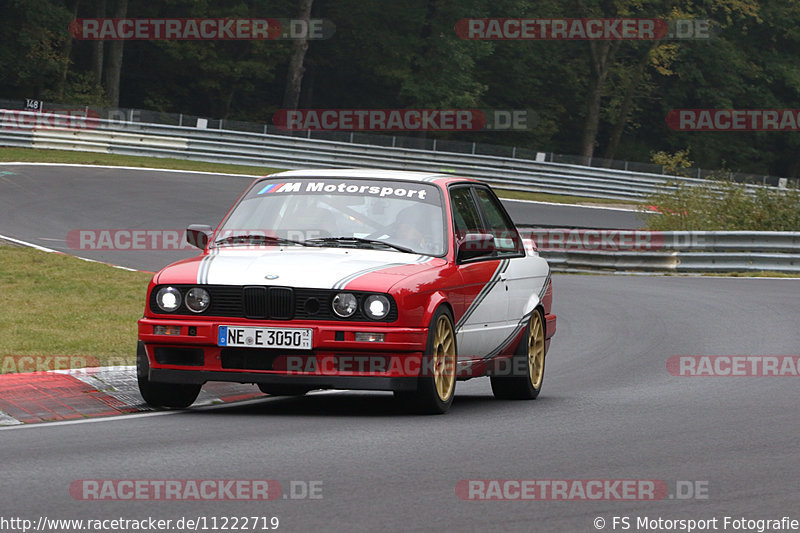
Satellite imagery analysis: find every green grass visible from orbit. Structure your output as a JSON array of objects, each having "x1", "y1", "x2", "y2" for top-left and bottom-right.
[
  {"x1": 493, "y1": 187, "x2": 640, "y2": 206},
  {"x1": 0, "y1": 245, "x2": 153, "y2": 371},
  {"x1": 698, "y1": 271, "x2": 800, "y2": 278},
  {"x1": 0, "y1": 147, "x2": 281, "y2": 176}
]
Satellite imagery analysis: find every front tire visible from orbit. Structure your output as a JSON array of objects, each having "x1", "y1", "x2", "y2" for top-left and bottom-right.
[
  {"x1": 136, "y1": 341, "x2": 201, "y2": 409},
  {"x1": 490, "y1": 309, "x2": 546, "y2": 400},
  {"x1": 396, "y1": 306, "x2": 457, "y2": 414}
]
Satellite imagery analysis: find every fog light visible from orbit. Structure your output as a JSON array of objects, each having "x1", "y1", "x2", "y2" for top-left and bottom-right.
[
  {"x1": 154, "y1": 325, "x2": 181, "y2": 336},
  {"x1": 355, "y1": 332, "x2": 385, "y2": 342}
]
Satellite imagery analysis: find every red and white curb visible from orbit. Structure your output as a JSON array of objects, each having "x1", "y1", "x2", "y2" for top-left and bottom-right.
[{"x1": 0, "y1": 366, "x2": 263, "y2": 426}]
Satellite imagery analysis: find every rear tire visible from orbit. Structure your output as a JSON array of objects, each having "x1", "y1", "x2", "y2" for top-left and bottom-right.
[
  {"x1": 396, "y1": 306, "x2": 457, "y2": 414},
  {"x1": 136, "y1": 341, "x2": 201, "y2": 409},
  {"x1": 490, "y1": 309, "x2": 546, "y2": 400}
]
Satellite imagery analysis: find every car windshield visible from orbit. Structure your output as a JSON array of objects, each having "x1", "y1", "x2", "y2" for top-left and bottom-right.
[{"x1": 214, "y1": 177, "x2": 446, "y2": 256}]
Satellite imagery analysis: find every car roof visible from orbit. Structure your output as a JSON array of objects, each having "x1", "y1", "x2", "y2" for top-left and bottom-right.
[{"x1": 265, "y1": 168, "x2": 478, "y2": 184}]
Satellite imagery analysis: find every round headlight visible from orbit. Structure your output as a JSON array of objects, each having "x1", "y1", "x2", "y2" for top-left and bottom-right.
[
  {"x1": 364, "y1": 294, "x2": 391, "y2": 320},
  {"x1": 156, "y1": 287, "x2": 182, "y2": 312},
  {"x1": 185, "y1": 287, "x2": 211, "y2": 313},
  {"x1": 332, "y1": 292, "x2": 358, "y2": 318}
]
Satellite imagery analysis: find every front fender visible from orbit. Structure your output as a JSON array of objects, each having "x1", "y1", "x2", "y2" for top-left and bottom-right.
[{"x1": 422, "y1": 290, "x2": 450, "y2": 327}]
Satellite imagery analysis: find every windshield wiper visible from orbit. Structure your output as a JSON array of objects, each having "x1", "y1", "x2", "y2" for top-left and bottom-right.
[
  {"x1": 213, "y1": 234, "x2": 308, "y2": 247},
  {"x1": 307, "y1": 236, "x2": 415, "y2": 254}
]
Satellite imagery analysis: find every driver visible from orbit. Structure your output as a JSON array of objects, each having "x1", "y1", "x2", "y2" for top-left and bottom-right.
[{"x1": 392, "y1": 204, "x2": 437, "y2": 252}]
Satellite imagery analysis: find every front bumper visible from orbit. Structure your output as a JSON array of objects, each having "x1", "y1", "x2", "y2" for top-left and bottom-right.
[{"x1": 138, "y1": 317, "x2": 429, "y2": 387}]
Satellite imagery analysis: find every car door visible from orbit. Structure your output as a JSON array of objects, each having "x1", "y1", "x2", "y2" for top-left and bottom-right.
[
  {"x1": 472, "y1": 186, "x2": 533, "y2": 338},
  {"x1": 449, "y1": 185, "x2": 510, "y2": 359}
]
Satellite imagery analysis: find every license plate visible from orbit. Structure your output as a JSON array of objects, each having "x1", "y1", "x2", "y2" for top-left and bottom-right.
[{"x1": 218, "y1": 326, "x2": 312, "y2": 350}]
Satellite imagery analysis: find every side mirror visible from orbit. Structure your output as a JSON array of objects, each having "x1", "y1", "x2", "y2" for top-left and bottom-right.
[
  {"x1": 457, "y1": 233, "x2": 496, "y2": 262},
  {"x1": 186, "y1": 224, "x2": 213, "y2": 249}
]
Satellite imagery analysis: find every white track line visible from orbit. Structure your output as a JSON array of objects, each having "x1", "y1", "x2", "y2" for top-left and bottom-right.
[
  {"x1": 0, "y1": 397, "x2": 269, "y2": 431},
  {"x1": 0, "y1": 233, "x2": 64, "y2": 253},
  {"x1": 0, "y1": 233, "x2": 144, "y2": 272},
  {"x1": 0, "y1": 390, "x2": 350, "y2": 432}
]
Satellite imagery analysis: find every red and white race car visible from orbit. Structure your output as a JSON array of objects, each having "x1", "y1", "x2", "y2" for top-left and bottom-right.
[{"x1": 137, "y1": 169, "x2": 556, "y2": 413}]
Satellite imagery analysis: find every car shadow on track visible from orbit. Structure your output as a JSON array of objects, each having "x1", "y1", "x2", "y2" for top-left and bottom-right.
[{"x1": 181, "y1": 391, "x2": 561, "y2": 418}]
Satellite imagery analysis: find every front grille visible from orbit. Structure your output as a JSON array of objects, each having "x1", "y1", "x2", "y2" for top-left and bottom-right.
[
  {"x1": 243, "y1": 286, "x2": 267, "y2": 318},
  {"x1": 150, "y1": 285, "x2": 397, "y2": 322},
  {"x1": 242, "y1": 286, "x2": 294, "y2": 319},
  {"x1": 269, "y1": 287, "x2": 294, "y2": 319}
]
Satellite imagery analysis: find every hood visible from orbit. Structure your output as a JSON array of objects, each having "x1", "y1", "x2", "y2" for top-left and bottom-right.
[{"x1": 156, "y1": 246, "x2": 442, "y2": 290}]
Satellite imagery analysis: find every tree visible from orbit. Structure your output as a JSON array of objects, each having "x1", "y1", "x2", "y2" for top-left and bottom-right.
[
  {"x1": 90, "y1": 0, "x2": 105, "y2": 86},
  {"x1": 282, "y1": 0, "x2": 314, "y2": 110},
  {"x1": 103, "y1": 0, "x2": 127, "y2": 107},
  {"x1": 0, "y1": 0, "x2": 73, "y2": 99}
]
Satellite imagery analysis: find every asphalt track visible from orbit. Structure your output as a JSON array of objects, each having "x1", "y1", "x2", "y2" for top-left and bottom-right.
[
  {"x1": 1, "y1": 164, "x2": 798, "y2": 532},
  {"x1": 0, "y1": 164, "x2": 646, "y2": 272}
]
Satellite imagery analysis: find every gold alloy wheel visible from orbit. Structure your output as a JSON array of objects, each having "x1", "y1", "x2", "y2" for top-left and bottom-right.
[
  {"x1": 527, "y1": 312, "x2": 546, "y2": 389},
  {"x1": 432, "y1": 314, "x2": 456, "y2": 401}
]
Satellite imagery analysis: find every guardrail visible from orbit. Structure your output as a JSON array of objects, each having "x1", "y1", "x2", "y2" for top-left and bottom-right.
[
  {"x1": 522, "y1": 229, "x2": 800, "y2": 273},
  {"x1": 0, "y1": 109, "x2": 779, "y2": 202}
]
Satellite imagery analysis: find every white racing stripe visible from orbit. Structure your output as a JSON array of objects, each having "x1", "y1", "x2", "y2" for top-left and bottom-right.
[
  {"x1": 201, "y1": 247, "x2": 437, "y2": 289},
  {"x1": 455, "y1": 259, "x2": 509, "y2": 331},
  {"x1": 332, "y1": 255, "x2": 431, "y2": 289}
]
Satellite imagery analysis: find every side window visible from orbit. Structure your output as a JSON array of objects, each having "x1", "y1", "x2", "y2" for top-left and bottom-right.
[
  {"x1": 474, "y1": 187, "x2": 522, "y2": 254},
  {"x1": 450, "y1": 187, "x2": 483, "y2": 241}
]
